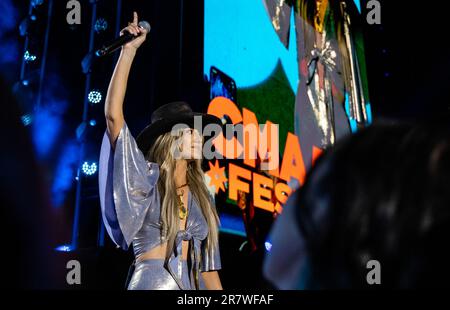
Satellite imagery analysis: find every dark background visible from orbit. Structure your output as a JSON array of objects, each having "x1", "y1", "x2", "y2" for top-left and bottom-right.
[{"x1": 1, "y1": 0, "x2": 449, "y2": 289}]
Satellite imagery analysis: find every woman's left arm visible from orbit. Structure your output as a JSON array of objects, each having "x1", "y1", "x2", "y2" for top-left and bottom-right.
[{"x1": 201, "y1": 271, "x2": 223, "y2": 290}]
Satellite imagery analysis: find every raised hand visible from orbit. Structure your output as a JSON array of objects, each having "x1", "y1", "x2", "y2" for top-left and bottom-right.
[{"x1": 121, "y1": 12, "x2": 148, "y2": 52}]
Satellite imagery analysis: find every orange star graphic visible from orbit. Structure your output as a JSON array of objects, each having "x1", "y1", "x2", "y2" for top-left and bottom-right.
[{"x1": 205, "y1": 160, "x2": 227, "y2": 194}]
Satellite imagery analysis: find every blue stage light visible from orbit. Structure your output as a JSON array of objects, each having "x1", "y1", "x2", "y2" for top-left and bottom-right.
[
  {"x1": 264, "y1": 241, "x2": 272, "y2": 252},
  {"x1": 89, "y1": 119, "x2": 96, "y2": 126},
  {"x1": 21, "y1": 114, "x2": 33, "y2": 126},
  {"x1": 55, "y1": 244, "x2": 73, "y2": 252},
  {"x1": 88, "y1": 90, "x2": 102, "y2": 104},
  {"x1": 31, "y1": 0, "x2": 44, "y2": 7},
  {"x1": 24, "y1": 50, "x2": 37, "y2": 62},
  {"x1": 94, "y1": 18, "x2": 108, "y2": 33},
  {"x1": 22, "y1": 79, "x2": 29, "y2": 86},
  {"x1": 82, "y1": 161, "x2": 97, "y2": 176}
]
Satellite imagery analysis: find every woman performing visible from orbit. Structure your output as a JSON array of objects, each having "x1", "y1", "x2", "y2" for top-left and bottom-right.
[
  {"x1": 98, "y1": 12, "x2": 223, "y2": 290},
  {"x1": 264, "y1": 0, "x2": 372, "y2": 171}
]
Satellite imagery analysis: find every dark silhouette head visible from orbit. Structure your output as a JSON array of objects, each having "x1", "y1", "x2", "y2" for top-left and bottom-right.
[{"x1": 295, "y1": 119, "x2": 450, "y2": 288}]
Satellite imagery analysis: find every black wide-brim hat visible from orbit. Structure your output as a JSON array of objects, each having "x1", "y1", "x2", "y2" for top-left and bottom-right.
[{"x1": 136, "y1": 101, "x2": 223, "y2": 155}]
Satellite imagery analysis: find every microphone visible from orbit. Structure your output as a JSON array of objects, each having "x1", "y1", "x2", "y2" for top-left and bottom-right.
[{"x1": 95, "y1": 21, "x2": 151, "y2": 57}]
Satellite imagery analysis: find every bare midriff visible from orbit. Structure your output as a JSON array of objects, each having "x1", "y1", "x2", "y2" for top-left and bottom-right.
[{"x1": 136, "y1": 240, "x2": 189, "y2": 262}]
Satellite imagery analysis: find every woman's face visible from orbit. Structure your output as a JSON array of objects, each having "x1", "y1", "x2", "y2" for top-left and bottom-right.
[{"x1": 179, "y1": 128, "x2": 203, "y2": 160}]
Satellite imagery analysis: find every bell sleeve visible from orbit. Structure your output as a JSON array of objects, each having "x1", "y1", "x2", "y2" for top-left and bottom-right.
[{"x1": 98, "y1": 122, "x2": 159, "y2": 250}]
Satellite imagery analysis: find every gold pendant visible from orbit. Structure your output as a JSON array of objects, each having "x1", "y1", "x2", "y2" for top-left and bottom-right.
[{"x1": 178, "y1": 192, "x2": 187, "y2": 220}]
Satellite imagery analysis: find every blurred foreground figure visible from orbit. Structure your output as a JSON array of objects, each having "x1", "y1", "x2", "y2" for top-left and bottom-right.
[
  {"x1": 264, "y1": 120, "x2": 450, "y2": 288},
  {"x1": 0, "y1": 77, "x2": 55, "y2": 288}
]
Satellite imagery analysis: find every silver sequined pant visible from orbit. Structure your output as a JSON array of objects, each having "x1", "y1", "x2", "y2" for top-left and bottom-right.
[{"x1": 127, "y1": 259, "x2": 191, "y2": 290}]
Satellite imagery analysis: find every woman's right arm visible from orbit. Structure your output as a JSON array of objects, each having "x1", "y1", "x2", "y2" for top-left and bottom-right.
[
  {"x1": 105, "y1": 12, "x2": 148, "y2": 148},
  {"x1": 99, "y1": 12, "x2": 158, "y2": 250}
]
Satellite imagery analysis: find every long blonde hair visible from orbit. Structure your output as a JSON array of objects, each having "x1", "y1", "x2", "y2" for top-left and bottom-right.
[{"x1": 146, "y1": 129, "x2": 220, "y2": 262}]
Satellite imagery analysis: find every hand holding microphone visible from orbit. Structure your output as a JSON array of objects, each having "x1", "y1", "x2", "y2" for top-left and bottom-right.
[
  {"x1": 121, "y1": 12, "x2": 150, "y2": 51},
  {"x1": 95, "y1": 12, "x2": 150, "y2": 57}
]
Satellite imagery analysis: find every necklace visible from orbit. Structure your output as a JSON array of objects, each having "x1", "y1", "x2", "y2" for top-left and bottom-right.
[
  {"x1": 176, "y1": 182, "x2": 188, "y2": 189},
  {"x1": 176, "y1": 182, "x2": 188, "y2": 220}
]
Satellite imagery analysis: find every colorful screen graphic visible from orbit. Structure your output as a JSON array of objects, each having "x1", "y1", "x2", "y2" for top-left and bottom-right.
[
  {"x1": 204, "y1": 0, "x2": 367, "y2": 241},
  {"x1": 204, "y1": 0, "x2": 363, "y2": 153}
]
